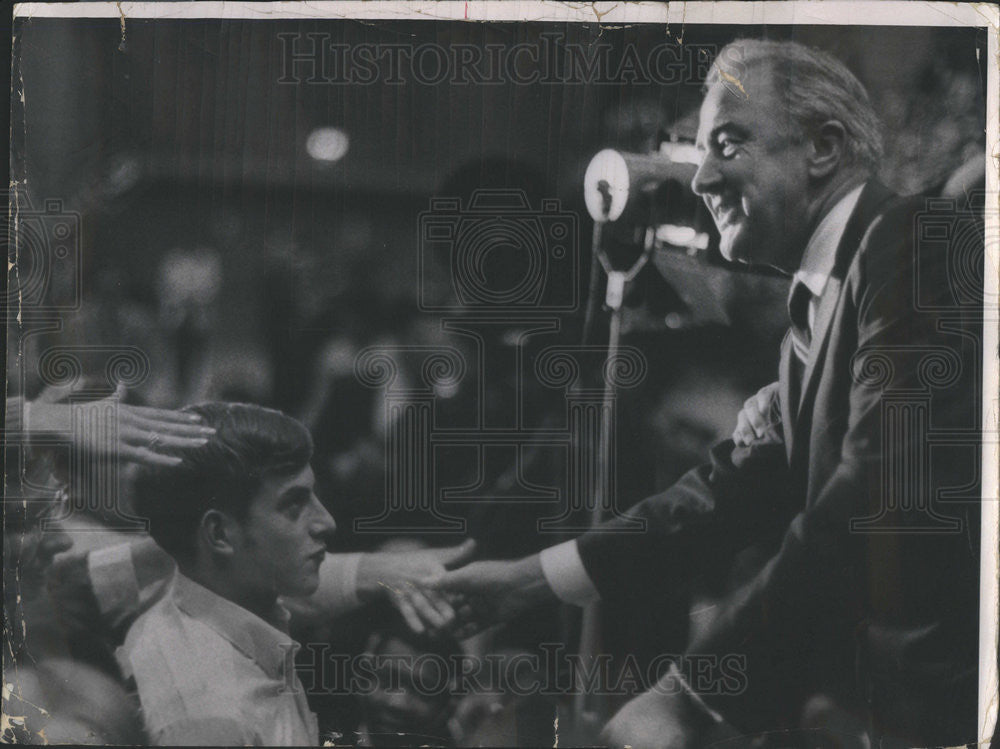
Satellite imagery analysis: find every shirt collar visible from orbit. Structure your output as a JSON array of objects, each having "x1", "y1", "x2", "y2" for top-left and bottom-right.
[
  {"x1": 170, "y1": 571, "x2": 298, "y2": 680},
  {"x1": 793, "y1": 183, "x2": 865, "y2": 298}
]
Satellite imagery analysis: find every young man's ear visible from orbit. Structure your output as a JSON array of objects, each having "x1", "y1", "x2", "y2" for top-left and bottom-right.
[
  {"x1": 199, "y1": 509, "x2": 238, "y2": 557},
  {"x1": 807, "y1": 120, "x2": 848, "y2": 179}
]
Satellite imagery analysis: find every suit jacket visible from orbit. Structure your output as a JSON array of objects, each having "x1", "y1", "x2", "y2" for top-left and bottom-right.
[{"x1": 576, "y1": 181, "x2": 982, "y2": 744}]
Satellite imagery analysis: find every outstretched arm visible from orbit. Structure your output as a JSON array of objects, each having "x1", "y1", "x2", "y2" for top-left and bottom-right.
[
  {"x1": 20, "y1": 385, "x2": 216, "y2": 467},
  {"x1": 432, "y1": 423, "x2": 794, "y2": 636},
  {"x1": 287, "y1": 539, "x2": 478, "y2": 634}
]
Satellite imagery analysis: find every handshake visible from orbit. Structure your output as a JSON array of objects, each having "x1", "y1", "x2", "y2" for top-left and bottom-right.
[
  {"x1": 349, "y1": 540, "x2": 556, "y2": 639},
  {"x1": 346, "y1": 539, "x2": 714, "y2": 748},
  {"x1": 344, "y1": 378, "x2": 780, "y2": 640}
]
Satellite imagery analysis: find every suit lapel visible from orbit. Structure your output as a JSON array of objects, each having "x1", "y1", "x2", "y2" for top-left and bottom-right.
[{"x1": 785, "y1": 180, "x2": 898, "y2": 463}]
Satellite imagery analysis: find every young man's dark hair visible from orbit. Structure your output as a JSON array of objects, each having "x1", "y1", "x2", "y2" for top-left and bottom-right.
[{"x1": 133, "y1": 401, "x2": 313, "y2": 563}]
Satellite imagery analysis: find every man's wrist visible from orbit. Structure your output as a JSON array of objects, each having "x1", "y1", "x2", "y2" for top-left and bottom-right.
[{"x1": 511, "y1": 553, "x2": 558, "y2": 608}]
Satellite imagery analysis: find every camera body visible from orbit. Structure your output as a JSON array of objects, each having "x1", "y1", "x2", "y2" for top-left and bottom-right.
[{"x1": 418, "y1": 189, "x2": 578, "y2": 313}]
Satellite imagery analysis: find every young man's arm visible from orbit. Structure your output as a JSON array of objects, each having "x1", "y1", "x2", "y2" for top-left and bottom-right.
[
  {"x1": 52, "y1": 537, "x2": 477, "y2": 639},
  {"x1": 47, "y1": 537, "x2": 175, "y2": 645}
]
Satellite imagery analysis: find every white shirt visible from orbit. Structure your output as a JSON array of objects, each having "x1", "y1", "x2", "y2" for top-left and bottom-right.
[
  {"x1": 792, "y1": 183, "x2": 864, "y2": 334},
  {"x1": 118, "y1": 571, "x2": 319, "y2": 746},
  {"x1": 539, "y1": 183, "x2": 866, "y2": 606}
]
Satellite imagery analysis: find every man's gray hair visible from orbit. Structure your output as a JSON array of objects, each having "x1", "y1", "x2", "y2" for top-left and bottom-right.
[{"x1": 708, "y1": 38, "x2": 883, "y2": 172}]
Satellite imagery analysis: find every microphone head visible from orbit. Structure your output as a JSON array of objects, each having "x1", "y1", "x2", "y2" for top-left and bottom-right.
[{"x1": 584, "y1": 149, "x2": 697, "y2": 222}]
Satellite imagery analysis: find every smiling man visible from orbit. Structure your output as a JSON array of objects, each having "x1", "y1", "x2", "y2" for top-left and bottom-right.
[
  {"x1": 435, "y1": 38, "x2": 981, "y2": 747},
  {"x1": 694, "y1": 47, "x2": 882, "y2": 272},
  {"x1": 118, "y1": 402, "x2": 337, "y2": 745}
]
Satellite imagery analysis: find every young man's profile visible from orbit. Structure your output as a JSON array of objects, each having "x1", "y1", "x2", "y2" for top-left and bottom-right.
[{"x1": 119, "y1": 402, "x2": 336, "y2": 746}]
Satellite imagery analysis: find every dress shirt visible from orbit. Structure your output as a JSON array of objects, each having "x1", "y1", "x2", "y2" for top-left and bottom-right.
[
  {"x1": 539, "y1": 182, "x2": 866, "y2": 606},
  {"x1": 791, "y1": 183, "x2": 864, "y2": 335},
  {"x1": 117, "y1": 571, "x2": 319, "y2": 746}
]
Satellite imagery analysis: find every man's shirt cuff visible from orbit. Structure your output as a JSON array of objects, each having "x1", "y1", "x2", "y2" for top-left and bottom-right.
[{"x1": 539, "y1": 540, "x2": 600, "y2": 606}]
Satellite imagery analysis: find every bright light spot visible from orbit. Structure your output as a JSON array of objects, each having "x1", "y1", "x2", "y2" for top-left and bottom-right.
[
  {"x1": 306, "y1": 127, "x2": 349, "y2": 162},
  {"x1": 658, "y1": 141, "x2": 702, "y2": 166},
  {"x1": 656, "y1": 224, "x2": 709, "y2": 250}
]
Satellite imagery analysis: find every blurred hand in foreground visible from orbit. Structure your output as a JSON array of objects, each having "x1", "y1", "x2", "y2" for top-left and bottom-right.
[{"x1": 601, "y1": 666, "x2": 715, "y2": 749}]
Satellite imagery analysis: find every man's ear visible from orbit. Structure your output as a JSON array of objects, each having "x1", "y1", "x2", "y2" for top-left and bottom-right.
[
  {"x1": 808, "y1": 120, "x2": 847, "y2": 179},
  {"x1": 199, "y1": 509, "x2": 238, "y2": 558}
]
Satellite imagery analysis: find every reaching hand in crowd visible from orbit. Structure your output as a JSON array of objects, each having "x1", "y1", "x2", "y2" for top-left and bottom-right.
[{"x1": 24, "y1": 385, "x2": 215, "y2": 467}]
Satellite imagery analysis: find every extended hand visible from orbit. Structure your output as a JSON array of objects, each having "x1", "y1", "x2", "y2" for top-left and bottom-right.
[
  {"x1": 27, "y1": 386, "x2": 214, "y2": 467},
  {"x1": 429, "y1": 555, "x2": 556, "y2": 639},
  {"x1": 356, "y1": 539, "x2": 478, "y2": 634}
]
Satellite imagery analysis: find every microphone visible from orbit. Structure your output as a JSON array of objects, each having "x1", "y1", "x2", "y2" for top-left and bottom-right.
[{"x1": 583, "y1": 148, "x2": 697, "y2": 222}]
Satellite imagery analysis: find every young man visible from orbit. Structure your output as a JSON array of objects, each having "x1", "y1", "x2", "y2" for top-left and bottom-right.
[{"x1": 118, "y1": 402, "x2": 336, "y2": 745}]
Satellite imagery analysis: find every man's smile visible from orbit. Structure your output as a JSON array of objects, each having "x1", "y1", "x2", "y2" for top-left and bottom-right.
[{"x1": 709, "y1": 197, "x2": 746, "y2": 229}]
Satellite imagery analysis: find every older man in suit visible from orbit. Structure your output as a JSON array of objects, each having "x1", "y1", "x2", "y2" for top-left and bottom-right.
[{"x1": 435, "y1": 39, "x2": 982, "y2": 746}]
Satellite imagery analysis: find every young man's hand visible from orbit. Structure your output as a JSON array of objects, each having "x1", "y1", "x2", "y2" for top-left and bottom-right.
[
  {"x1": 356, "y1": 539, "x2": 477, "y2": 634},
  {"x1": 428, "y1": 554, "x2": 557, "y2": 639}
]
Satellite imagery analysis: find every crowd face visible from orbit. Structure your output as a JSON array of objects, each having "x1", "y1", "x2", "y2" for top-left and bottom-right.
[
  {"x1": 692, "y1": 70, "x2": 813, "y2": 273},
  {"x1": 362, "y1": 634, "x2": 454, "y2": 736},
  {"x1": 229, "y1": 465, "x2": 337, "y2": 599}
]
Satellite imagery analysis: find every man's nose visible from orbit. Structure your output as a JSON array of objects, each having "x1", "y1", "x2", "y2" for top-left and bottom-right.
[
  {"x1": 691, "y1": 152, "x2": 722, "y2": 196},
  {"x1": 308, "y1": 497, "x2": 338, "y2": 541}
]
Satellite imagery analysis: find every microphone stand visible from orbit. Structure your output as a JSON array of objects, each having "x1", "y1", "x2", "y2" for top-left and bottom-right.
[{"x1": 572, "y1": 210, "x2": 656, "y2": 736}]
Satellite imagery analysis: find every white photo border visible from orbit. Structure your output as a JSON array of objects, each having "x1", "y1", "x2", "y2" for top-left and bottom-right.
[{"x1": 9, "y1": 0, "x2": 999, "y2": 742}]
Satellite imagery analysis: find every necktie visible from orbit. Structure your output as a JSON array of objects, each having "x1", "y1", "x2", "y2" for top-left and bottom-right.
[
  {"x1": 786, "y1": 281, "x2": 813, "y2": 422},
  {"x1": 788, "y1": 281, "x2": 812, "y2": 365}
]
